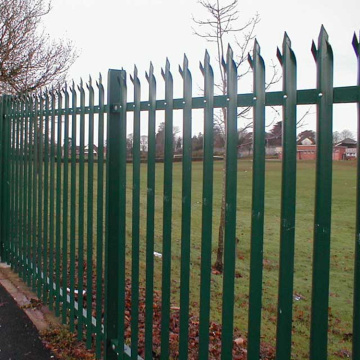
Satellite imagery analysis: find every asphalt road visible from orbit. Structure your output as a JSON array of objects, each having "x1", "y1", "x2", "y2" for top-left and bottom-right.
[{"x1": 0, "y1": 283, "x2": 54, "y2": 360}]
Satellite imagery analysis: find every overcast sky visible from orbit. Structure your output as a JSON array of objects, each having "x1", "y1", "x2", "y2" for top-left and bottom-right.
[{"x1": 43, "y1": 0, "x2": 359, "y2": 135}]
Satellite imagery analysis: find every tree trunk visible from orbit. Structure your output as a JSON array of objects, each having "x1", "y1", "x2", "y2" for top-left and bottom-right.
[
  {"x1": 214, "y1": 107, "x2": 227, "y2": 273},
  {"x1": 214, "y1": 153, "x2": 226, "y2": 272}
]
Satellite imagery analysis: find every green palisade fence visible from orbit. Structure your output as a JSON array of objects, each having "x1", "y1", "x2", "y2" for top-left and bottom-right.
[{"x1": 0, "y1": 27, "x2": 359, "y2": 360}]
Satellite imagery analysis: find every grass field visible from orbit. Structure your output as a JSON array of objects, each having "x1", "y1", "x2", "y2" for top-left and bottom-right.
[
  {"x1": 21, "y1": 158, "x2": 356, "y2": 358},
  {"x1": 108, "y1": 159, "x2": 355, "y2": 359}
]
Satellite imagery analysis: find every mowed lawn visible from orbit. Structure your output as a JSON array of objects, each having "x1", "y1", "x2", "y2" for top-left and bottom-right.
[{"x1": 64, "y1": 159, "x2": 357, "y2": 359}]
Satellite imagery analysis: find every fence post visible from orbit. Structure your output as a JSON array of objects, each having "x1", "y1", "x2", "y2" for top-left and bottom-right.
[
  {"x1": 105, "y1": 69, "x2": 127, "y2": 360},
  {"x1": 0, "y1": 95, "x2": 4, "y2": 261},
  {"x1": 0, "y1": 95, "x2": 10, "y2": 263}
]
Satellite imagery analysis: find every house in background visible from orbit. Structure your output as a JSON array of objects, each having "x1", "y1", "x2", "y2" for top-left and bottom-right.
[
  {"x1": 334, "y1": 138, "x2": 357, "y2": 159},
  {"x1": 296, "y1": 137, "x2": 316, "y2": 160},
  {"x1": 278, "y1": 137, "x2": 357, "y2": 160}
]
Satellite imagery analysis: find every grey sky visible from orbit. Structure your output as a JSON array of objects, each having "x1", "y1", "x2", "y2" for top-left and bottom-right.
[{"x1": 44, "y1": 0, "x2": 359, "y2": 135}]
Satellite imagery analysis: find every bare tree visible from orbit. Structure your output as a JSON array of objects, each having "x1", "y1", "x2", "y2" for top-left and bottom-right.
[
  {"x1": 0, "y1": 0, "x2": 77, "y2": 95},
  {"x1": 340, "y1": 129, "x2": 355, "y2": 141},
  {"x1": 193, "y1": 0, "x2": 279, "y2": 272}
]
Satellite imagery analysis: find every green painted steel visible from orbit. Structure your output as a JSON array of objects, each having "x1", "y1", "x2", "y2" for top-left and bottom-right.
[
  {"x1": 49, "y1": 92, "x2": 56, "y2": 307},
  {"x1": 247, "y1": 40, "x2": 266, "y2": 360},
  {"x1": 86, "y1": 78, "x2": 95, "y2": 348},
  {"x1": 0, "y1": 97, "x2": 5, "y2": 261},
  {"x1": 32, "y1": 97, "x2": 39, "y2": 290},
  {"x1": 18, "y1": 100, "x2": 24, "y2": 279},
  {"x1": 130, "y1": 66, "x2": 141, "y2": 360},
  {"x1": 160, "y1": 59, "x2": 174, "y2": 360},
  {"x1": 352, "y1": 32, "x2": 360, "y2": 360},
  {"x1": 105, "y1": 69, "x2": 127, "y2": 360},
  {"x1": 78, "y1": 80, "x2": 85, "y2": 339},
  {"x1": 0, "y1": 97, "x2": 4, "y2": 262},
  {"x1": 43, "y1": 92, "x2": 50, "y2": 303},
  {"x1": 69, "y1": 83, "x2": 77, "y2": 332},
  {"x1": 0, "y1": 97, "x2": 3, "y2": 262},
  {"x1": 221, "y1": 45, "x2": 238, "y2": 360},
  {"x1": 1, "y1": 27, "x2": 360, "y2": 360},
  {"x1": 198, "y1": 50, "x2": 214, "y2": 360},
  {"x1": 145, "y1": 63, "x2": 156, "y2": 360},
  {"x1": 55, "y1": 91, "x2": 62, "y2": 315},
  {"x1": 62, "y1": 87, "x2": 70, "y2": 324},
  {"x1": 178, "y1": 55, "x2": 192, "y2": 360},
  {"x1": 77, "y1": 80, "x2": 85, "y2": 340},
  {"x1": 27, "y1": 97, "x2": 34, "y2": 286},
  {"x1": 37, "y1": 96, "x2": 44, "y2": 297},
  {"x1": 310, "y1": 27, "x2": 334, "y2": 360},
  {"x1": 275, "y1": 33, "x2": 297, "y2": 360},
  {"x1": 14, "y1": 100, "x2": 20, "y2": 271},
  {"x1": 95, "y1": 75, "x2": 105, "y2": 358}
]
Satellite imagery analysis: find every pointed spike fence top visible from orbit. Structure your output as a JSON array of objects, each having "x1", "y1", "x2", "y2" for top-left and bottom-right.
[
  {"x1": 183, "y1": 54, "x2": 189, "y2": 69},
  {"x1": 311, "y1": 40, "x2": 318, "y2": 61},
  {"x1": 319, "y1": 25, "x2": 329, "y2": 44},
  {"x1": 353, "y1": 32, "x2": 360, "y2": 56},
  {"x1": 56, "y1": 86, "x2": 62, "y2": 97},
  {"x1": 117, "y1": 71, "x2": 127, "y2": 87},
  {"x1": 277, "y1": 47, "x2": 283, "y2": 65},
  {"x1": 253, "y1": 39, "x2": 261, "y2": 56},
  {"x1": 86, "y1": 76, "x2": 94, "y2": 92},
  {"x1": 130, "y1": 65, "x2": 140, "y2": 85},
  {"x1": 221, "y1": 56, "x2": 226, "y2": 72},
  {"x1": 70, "y1": 80, "x2": 75, "y2": 93},
  {"x1": 204, "y1": 49, "x2": 210, "y2": 64},
  {"x1": 146, "y1": 62, "x2": 155, "y2": 83},
  {"x1": 283, "y1": 32, "x2": 292, "y2": 50},
  {"x1": 199, "y1": 60, "x2": 204, "y2": 75},
  {"x1": 161, "y1": 58, "x2": 170, "y2": 78},
  {"x1": 96, "y1": 73, "x2": 103, "y2": 89},
  {"x1": 63, "y1": 82, "x2": 69, "y2": 95},
  {"x1": 227, "y1": 44, "x2": 234, "y2": 61},
  {"x1": 78, "y1": 78, "x2": 85, "y2": 93},
  {"x1": 248, "y1": 53, "x2": 254, "y2": 69}
]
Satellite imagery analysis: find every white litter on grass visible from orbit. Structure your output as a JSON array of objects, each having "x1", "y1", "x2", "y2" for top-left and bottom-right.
[
  {"x1": 154, "y1": 252, "x2": 162, "y2": 258},
  {"x1": 67, "y1": 288, "x2": 86, "y2": 296}
]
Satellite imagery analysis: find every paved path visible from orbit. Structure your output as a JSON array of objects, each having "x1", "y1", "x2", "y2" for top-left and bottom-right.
[{"x1": 0, "y1": 283, "x2": 54, "y2": 360}]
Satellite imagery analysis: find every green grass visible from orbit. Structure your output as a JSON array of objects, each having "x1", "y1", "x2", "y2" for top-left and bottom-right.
[
  {"x1": 41, "y1": 159, "x2": 357, "y2": 358},
  {"x1": 109, "y1": 159, "x2": 353, "y2": 359}
]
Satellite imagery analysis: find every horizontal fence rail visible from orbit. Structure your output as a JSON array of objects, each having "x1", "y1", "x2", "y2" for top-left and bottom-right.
[{"x1": 0, "y1": 27, "x2": 359, "y2": 360}]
